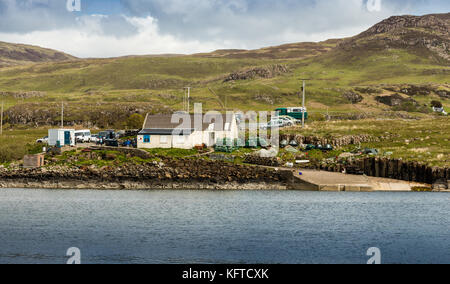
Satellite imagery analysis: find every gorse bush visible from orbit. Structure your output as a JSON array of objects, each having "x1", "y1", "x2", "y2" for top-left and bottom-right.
[{"x1": 0, "y1": 143, "x2": 26, "y2": 163}]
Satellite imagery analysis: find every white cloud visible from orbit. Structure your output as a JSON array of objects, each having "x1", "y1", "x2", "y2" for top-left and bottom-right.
[
  {"x1": 0, "y1": 0, "x2": 448, "y2": 58},
  {"x1": 0, "y1": 15, "x2": 229, "y2": 58}
]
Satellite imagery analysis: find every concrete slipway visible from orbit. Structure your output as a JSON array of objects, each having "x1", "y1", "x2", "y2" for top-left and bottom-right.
[{"x1": 290, "y1": 169, "x2": 430, "y2": 192}]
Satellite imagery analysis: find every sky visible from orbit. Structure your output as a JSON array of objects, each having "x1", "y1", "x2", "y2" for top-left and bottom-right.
[{"x1": 0, "y1": 0, "x2": 448, "y2": 58}]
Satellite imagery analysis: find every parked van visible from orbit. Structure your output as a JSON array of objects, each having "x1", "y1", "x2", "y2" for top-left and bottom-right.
[{"x1": 75, "y1": 130, "x2": 92, "y2": 143}]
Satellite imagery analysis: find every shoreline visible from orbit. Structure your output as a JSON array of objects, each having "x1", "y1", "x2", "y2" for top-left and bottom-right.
[
  {"x1": 0, "y1": 180, "x2": 289, "y2": 190},
  {"x1": 1, "y1": 179, "x2": 447, "y2": 192}
]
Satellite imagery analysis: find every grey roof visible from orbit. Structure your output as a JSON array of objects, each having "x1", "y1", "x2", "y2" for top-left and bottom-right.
[{"x1": 142, "y1": 113, "x2": 235, "y2": 132}]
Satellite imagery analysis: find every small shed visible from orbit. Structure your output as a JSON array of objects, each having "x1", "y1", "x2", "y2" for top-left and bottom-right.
[
  {"x1": 23, "y1": 154, "x2": 45, "y2": 168},
  {"x1": 48, "y1": 129, "x2": 75, "y2": 147}
]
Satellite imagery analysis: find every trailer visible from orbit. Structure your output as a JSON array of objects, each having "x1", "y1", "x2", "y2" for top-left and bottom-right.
[{"x1": 48, "y1": 129, "x2": 75, "y2": 147}]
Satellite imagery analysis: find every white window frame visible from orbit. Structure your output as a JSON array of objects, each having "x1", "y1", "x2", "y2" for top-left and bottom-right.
[
  {"x1": 176, "y1": 135, "x2": 186, "y2": 144},
  {"x1": 160, "y1": 136, "x2": 168, "y2": 144}
]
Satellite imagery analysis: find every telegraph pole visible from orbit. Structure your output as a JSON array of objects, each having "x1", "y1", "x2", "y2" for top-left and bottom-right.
[
  {"x1": 61, "y1": 102, "x2": 64, "y2": 128},
  {"x1": 302, "y1": 80, "x2": 306, "y2": 128},
  {"x1": 0, "y1": 100, "x2": 3, "y2": 135},
  {"x1": 184, "y1": 87, "x2": 191, "y2": 113}
]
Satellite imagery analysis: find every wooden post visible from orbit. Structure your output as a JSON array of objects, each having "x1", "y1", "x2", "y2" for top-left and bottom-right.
[{"x1": 0, "y1": 100, "x2": 3, "y2": 135}]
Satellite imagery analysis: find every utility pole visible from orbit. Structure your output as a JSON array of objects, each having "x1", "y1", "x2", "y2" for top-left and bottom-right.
[
  {"x1": 301, "y1": 79, "x2": 306, "y2": 128},
  {"x1": 187, "y1": 87, "x2": 190, "y2": 113},
  {"x1": 184, "y1": 87, "x2": 191, "y2": 113},
  {"x1": 0, "y1": 100, "x2": 3, "y2": 135},
  {"x1": 61, "y1": 102, "x2": 64, "y2": 128}
]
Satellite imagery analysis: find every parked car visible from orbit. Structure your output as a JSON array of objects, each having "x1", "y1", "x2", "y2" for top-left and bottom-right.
[
  {"x1": 98, "y1": 130, "x2": 116, "y2": 140},
  {"x1": 90, "y1": 134, "x2": 100, "y2": 143},
  {"x1": 75, "y1": 130, "x2": 91, "y2": 143},
  {"x1": 105, "y1": 139, "x2": 119, "y2": 147},
  {"x1": 277, "y1": 116, "x2": 299, "y2": 125},
  {"x1": 36, "y1": 136, "x2": 48, "y2": 144},
  {"x1": 261, "y1": 119, "x2": 287, "y2": 130}
]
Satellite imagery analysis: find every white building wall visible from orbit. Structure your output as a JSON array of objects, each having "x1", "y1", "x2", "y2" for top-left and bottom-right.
[
  {"x1": 137, "y1": 113, "x2": 240, "y2": 149},
  {"x1": 137, "y1": 134, "x2": 173, "y2": 149},
  {"x1": 48, "y1": 129, "x2": 75, "y2": 146},
  {"x1": 138, "y1": 132, "x2": 203, "y2": 149}
]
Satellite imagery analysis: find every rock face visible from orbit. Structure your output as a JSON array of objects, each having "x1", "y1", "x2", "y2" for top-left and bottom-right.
[
  {"x1": 375, "y1": 94, "x2": 418, "y2": 107},
  {"x1": 5, "y1": 102, "x2": 171, "y2": 128},
  {"x1": 224, "y1": 64, "x2": 289, "y2": 82},
  {"x1": 243, "y1": 155, "x2": 281, "y2": 167},
  {"x1": 0, "y1": 91, "x2": 46, "y2": 99},
  {"x1": 342, "y1": 91, "x2": 363, "y2": 104},
  {"x1": 338, "y1": 13, "x2": 450, "y2": 62}
]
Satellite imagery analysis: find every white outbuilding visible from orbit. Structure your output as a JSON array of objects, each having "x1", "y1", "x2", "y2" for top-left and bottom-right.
[
  {"x1": 137, "y1": 113, "x2": 239, "y2": 149},
  {"x1": 48, "y1": 129, "x2": 75, "y2": 147}
]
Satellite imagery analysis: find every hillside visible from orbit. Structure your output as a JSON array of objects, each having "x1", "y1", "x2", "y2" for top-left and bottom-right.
[
  {"x1": 0, "y1": 13, "x2": 449, "y2": 127},
  {"x1": 332, "y1": 13, "x2": 449, "y2": 64},
  {"x1": 0, "y1": 41, "x2": 76, "y2": 68},
  {"x1": 194, "y1": 39, "x2": 342, "y2": 60}
]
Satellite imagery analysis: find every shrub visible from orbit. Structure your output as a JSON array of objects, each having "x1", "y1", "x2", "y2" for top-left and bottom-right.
[
  {"x1": 431, "y1": 100, "x2": 443, "y2": 108},
  {"x1": 127, "y1": 113, "x2": 145, "y2": 129}
]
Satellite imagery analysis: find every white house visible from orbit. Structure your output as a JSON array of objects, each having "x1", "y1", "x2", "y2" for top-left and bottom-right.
[
  {"x1": 433, "y1": 107, "x2": 448, "y2": 116},
  {"x1": 137, "y1": 113, "x2": 239, "y2": 149},
  {"x1": 48, "y1": 129, "x2": 75, "y2": 147}
]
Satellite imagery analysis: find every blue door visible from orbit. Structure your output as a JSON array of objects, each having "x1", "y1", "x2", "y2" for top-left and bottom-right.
[{"x1": 64, "y1": 131, "x2": 71, "y2": 145}]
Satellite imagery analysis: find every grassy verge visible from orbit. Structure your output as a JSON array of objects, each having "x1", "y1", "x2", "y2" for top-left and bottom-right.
[{"x1": 282, "y1": 117, "x2": 450, "y2": 167}]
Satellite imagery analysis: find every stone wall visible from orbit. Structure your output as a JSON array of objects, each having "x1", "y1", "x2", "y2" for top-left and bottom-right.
[{"x1": 280, "y1": 134, "x2": 389, "y2": 148}]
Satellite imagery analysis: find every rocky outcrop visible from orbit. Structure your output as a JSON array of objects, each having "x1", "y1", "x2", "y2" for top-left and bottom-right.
[
  {"x1": 243, "y1": 155, "x2": 281, "y2": 167},
  {"x1": 375, "y1": 94, "x2": 418, "y2": 107},
  {"x1": 5, "y1": 102, "x2": 171, "y2": 128},
  {"x1": 0, "y1": 91, "x2": 46, "y2": 99},
  {"x1": 0, "y1": 157, "x2": 293, "y2": 189},
  {"x1": 338, "y1": 13, "x2": 450, "y2": 61},
  {"x1": 224, "y1": 64, "x2": 289, "y2": 82},
  {"x1": 342, "y1": 91, "x2": 363, "y2": 104}
]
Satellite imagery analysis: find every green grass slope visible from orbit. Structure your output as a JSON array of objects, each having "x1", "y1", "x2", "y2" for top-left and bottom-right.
[
  {"x1": 0, "y1": 41, "x2": 76, "y2": 68},
  {"x1": 0, "y1": 13, "x2": 448, "y2": 120}
]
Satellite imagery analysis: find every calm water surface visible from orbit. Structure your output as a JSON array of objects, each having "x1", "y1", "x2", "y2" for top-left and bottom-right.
[{"x1": 0, "y1": 188, "x2": 449, "y2": 264}]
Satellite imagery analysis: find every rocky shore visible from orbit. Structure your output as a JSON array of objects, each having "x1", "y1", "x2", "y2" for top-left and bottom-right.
[{"x1": 0, "y1": 158, "x2": 294, "y2": 190}]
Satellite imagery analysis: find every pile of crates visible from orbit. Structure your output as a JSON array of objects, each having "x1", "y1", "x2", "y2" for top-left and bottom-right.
[
  {"x1": 214, "y1": 138, "x2": 240, "y2": 153},
  {"x1": 245, "y1": 137, "x2": 268, "y2": 148},
  {"x1": 214, "y1": 137, "x2": 270, "y2": 153}
]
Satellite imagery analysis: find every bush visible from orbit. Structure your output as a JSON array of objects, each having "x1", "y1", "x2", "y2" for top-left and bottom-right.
[
  {"x1": 0, "y1": 144, "x2": 26, "y2": 163},
  {"x1": 431, "y1": 100, "x2": 443, "y2": 108},
  {"x1": 127, "y1": 113, "x2": 145, "y2": 129}
]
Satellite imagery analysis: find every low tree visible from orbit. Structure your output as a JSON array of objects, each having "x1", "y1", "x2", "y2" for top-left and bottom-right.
[
  {"x1": 431, "y1": 100, "x2": 443, "y2": 108},
  {"x1": 126, "y1": 113, "x2": 144, "y2": 129}
]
